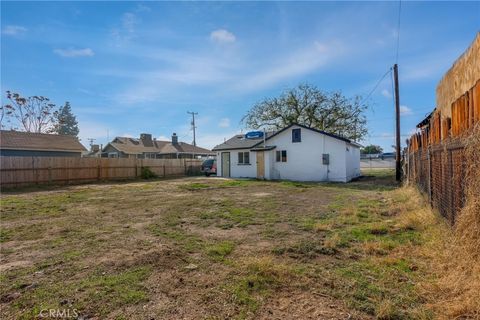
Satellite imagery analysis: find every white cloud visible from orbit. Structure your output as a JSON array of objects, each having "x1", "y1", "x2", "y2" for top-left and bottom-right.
[
  {"x1": 381, "y1": 89, "x2": 392, "y2": 98},
  {"x1": 2, "y1": 25, "x2": 27, "y2": 36},
  {"x1": 196, "y1": 131, "x2": 238, "y2": 149},
  {"x1": 111, "y1": 11, "x2": 140, "y2": 44},
  {"x1": 157, "y1": 135, "x2": 170, "y2": 141},
  {"x1": 54, "y1": 48, "x2": 95, "y2": 57},
  {"x1": 232, "y1": 40, "x2": 344, "y2": 92},
  {"x1": 106, "y1": 38, "x2": 346, "y2": 104},
  {"x1": 400, "y1": 105, "x2": 412, "y2": 115},
  {"x1": 122, "y1": 12, "x2": 138, "y2": 34},
  {"x1": 135, "y1": 4, "x2": 151, "y2": 13},
  {"x1": 210, "y1": 29, "x2": 236, "y2": 43},
  {"x1": 121, "y1": 133, "x2": 134, "y2": 138},
  {"x1": 218, "y1": 118, "x2": 230, "y2": 128}
]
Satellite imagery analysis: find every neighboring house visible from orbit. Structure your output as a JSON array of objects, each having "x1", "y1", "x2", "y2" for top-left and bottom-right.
[
  {"x1": 0, "y1": 130, "x2": 87, "y2": 157},
  {"x1": 83, "y1": 144, "x2": 103, "y2": 158},
  {"x1": 102, "y1": 133, "x2": 215, "y2": 159},
  {"x1": 212, "y1": 123, "x2": 361, "y2": 182}
]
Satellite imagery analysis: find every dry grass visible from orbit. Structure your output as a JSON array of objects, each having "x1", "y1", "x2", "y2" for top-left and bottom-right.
[
  {"x1": 3, "y1": 168, "x2": 475, "y2": 319},
  {"x1": 421, "y1": 124, "x2": 480, "y2": 319}
]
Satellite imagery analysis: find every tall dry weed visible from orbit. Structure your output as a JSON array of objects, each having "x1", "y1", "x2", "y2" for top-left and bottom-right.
[{"x1": 424, "y1": 124, "x2": 480, "y2": 319}]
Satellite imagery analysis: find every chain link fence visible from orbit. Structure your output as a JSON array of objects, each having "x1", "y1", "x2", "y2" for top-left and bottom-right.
[{"x1": 406, "y1": 139, "x2": 466, "y2": 224}]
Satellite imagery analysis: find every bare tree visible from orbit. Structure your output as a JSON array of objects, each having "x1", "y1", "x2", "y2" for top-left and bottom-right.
[
  {"x1": 242, "y1": 83, "x2": 368, "y2": 141},
  {"x1": 2, "y1": 91, "x2": 57, "y2": 133}
]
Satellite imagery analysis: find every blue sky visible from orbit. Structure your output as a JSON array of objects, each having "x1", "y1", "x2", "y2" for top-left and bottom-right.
[{"x1": 1, "y1": 1, "x2": 479, "y2": 151}]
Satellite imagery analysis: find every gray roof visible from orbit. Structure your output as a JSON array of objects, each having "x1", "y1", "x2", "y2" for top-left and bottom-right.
[
  {"x1": 0, "y1": 130, "x2": 87, "y2": 152},
  {"x1": 213, "y1": 124, "x2": 360, "y2": 151},
  {"x1": 213, "y1": 132, "x2": 275, "y2": 151},
  {"x1": 105, "y1": 137, "x2": 215, "y2": 155}
]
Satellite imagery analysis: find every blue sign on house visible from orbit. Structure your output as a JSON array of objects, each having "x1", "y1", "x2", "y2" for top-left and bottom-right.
[{"x1": 245, "y1": 131, "x2": 264, "y2": 139}]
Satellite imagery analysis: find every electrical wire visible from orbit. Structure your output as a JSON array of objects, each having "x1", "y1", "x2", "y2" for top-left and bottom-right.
[{"x1": 359, "y1": 68, "x2": 392, "y2": 106}]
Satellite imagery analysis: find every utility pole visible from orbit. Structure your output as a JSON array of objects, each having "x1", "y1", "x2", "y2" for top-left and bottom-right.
[
  {"x1": 187, "y1": 111, "x2": 198, "y2": 146},
  {"x1": 87, "y1": 138, "x2": 96, "y2": 147},
  {"x1": 393, "y1": 64, "x2": 401, "y2": 182}
]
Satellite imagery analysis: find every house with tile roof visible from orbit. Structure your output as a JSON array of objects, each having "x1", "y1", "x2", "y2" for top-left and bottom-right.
[
  {"x1": 0, "y1": 130, "x2": 87, "y2": 157},
  {"x1": 213, "y1": 123, "x2": 361, "y2": 182},
  {"x1": 102, "y1": 133, "x2": 215, "y2": 159}
]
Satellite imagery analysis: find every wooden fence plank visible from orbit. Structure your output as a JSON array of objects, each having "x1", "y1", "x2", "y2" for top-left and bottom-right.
[{"x1": 0, "y1": 157, "x2": 203, "y2": 188}]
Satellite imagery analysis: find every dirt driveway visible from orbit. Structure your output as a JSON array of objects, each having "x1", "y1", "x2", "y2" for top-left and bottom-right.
[{"x1": 1, "y1": 171, "x2": 431, "y2": 319}]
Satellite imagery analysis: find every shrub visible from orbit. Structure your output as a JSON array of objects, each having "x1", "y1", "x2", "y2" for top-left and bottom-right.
[{"x1": 140, "y1": 166, "x2": 157, "y2": 179}]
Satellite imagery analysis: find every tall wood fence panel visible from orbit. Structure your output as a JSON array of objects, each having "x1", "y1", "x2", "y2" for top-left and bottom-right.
[
  {"x1": 407, "y1": 80, "x2": 479, "y2": 224},
  {"x1": 407, "y1": 140, "x2": 466, "y2": 224},
  {"x1": 0, "y1": 157, "x2": 203, "y2": 188}
]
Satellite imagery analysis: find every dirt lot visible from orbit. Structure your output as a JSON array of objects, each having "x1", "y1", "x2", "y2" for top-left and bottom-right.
[{"x1": 0, "y1": 170, "x2": 436, "y2": 319}]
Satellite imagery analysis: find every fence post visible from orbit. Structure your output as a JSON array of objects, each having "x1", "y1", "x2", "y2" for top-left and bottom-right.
[
  {"x1": 427, "y1": 147, "x2": 433, "y2": 207},
  {"x1": 135, "y1": 159, "x2": 138, "y2": 178},
  {"x1": 448, "y1": 146, "x2": 457, "y2": 225}
]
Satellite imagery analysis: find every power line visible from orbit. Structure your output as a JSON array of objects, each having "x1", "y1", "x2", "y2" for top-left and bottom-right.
[{"x1": 359, "y1": 68, "x2": 392, "y2": 106}]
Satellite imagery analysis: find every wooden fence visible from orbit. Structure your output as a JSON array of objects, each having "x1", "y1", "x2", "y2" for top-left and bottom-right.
[{"x1": 0, "y1": 157, "x2": 203, "y2": 188}]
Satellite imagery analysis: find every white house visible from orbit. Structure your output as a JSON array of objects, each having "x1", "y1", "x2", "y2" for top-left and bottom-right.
[{"x1": 212, "y1": 124, "x2": 361, "y2": 182}]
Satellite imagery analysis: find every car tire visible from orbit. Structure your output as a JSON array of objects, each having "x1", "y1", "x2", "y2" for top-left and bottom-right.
[{"x1": 205, "y1": 173, "x2": 211, "y2": 177}]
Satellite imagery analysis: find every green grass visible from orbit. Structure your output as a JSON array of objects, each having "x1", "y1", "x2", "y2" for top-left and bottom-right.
[
  {"x1": 218, "y1": 180, "x2": 255, "y2": 188},
  {"x1": 179, "y1": 182, "x2": 210, "y2": 190},
  {"x1": 14, "y1": 267, "x2": 151, "y2": 319},
  {"x1": 206, "y1": 241, "x2": 235, "y2": 261},
  {"x1": 279, "y1": 180, "x2": 315, "y2": 188}
]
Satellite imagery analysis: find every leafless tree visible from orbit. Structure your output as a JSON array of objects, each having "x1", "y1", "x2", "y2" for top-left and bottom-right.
[{"x1": 2, "y1": 91, "x2": 57, "y2": 133}]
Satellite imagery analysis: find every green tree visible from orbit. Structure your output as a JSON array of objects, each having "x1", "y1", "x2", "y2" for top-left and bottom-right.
[
  {"x1": 360, "y1": 145, "x2": 383, "y2": 154},
  {"x1": 51, "y1": 102, "x2": 79, "y2": 136},
  {"x1": 241, "y1": 83, "x2": 368, "y2": 141}
]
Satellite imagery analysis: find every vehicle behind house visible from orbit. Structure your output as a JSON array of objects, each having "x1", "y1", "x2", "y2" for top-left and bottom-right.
[
  {"x1": 201, "y1": 159, "x2": 216, "y2": 176},
  {"x1": 381, "y1": 152, "x2": 395, "y2": 159}
]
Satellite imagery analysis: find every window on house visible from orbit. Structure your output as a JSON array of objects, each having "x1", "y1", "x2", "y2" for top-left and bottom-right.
[
  {"x1": 238, "y1": 151, "x2": 250, "y2": 164},
  {"x1": 292, "y1": 128, "x2": 301, "y2": 142},
  {"x1": 276, "y1": 150, "x2": 287, "y2": 162}
]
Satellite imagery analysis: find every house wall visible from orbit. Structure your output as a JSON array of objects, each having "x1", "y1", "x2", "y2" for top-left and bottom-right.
[
  {"x1": 103, "y1": 145, "x2": 127, "y2": 158},
  {"x1": 345, "y1": 144, "x2": 361, "y2": 181},
  {"x1": 215, "y1": 125, "x2": 360, "y2": 182},
  {"x1": 267, "y1": 125, "x2": 348, "y2": 182},
  {"x1": 0, "y1": 149, "x2": 82, "y2": 157},
  {"x1": 216, "y1": 148, "x2": 256, "y2": 178}
]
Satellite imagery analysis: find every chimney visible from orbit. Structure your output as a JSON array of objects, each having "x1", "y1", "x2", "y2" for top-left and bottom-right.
[
  {"x1": 172, "y1": 133, "x2": 178, "y2": 145},
  {"x1": 140, "y1": 133, "x2": 153, "y2": 147}
]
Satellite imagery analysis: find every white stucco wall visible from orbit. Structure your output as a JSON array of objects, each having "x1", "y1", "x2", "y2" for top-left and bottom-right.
[
  {"x1": 345, "y1": 143, "x2": 361, "y2": 181},
  {"x1": 266, "y1": 125, "x2": 348, "y2": 182},
  {"x1": 216, "y1": 149, "x2": 256, "y2": 178},
  {"x1": 215, "y1": 125, "x2": 360, "y2": 182}
]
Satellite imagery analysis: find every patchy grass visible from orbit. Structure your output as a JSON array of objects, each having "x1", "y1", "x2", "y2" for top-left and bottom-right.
[
  {"x1": 179, "y1": 182, "x2": 210, "y2": 190},
  {"x1": 0, "y1": 174, "x2": 446, "y2": 319},
  {"x1": 206, "y1": 241, "x2": 235, "y2": 261}
]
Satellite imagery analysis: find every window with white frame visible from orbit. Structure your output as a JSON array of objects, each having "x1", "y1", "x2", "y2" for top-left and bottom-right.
[
  {"x1": 238, "y1": 151, "x2": 250, "y2": 164},
  {"x1": 276, "y1": 150, "x2": 287, "y2": 162}
]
